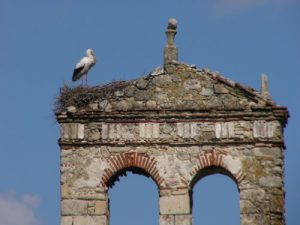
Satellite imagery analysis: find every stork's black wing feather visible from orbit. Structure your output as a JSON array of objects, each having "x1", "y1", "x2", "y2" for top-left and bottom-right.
[{"x1": 72, "y1": 66, "x2": 84, "y2": 81}]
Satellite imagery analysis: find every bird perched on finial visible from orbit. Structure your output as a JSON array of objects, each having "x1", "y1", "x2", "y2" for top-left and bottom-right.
[
  {"x1": 167, "y1": 18, "x2": 177, "y2": 30},
  {"x1": 72, "y1": 49, "x2": 96, "y2": 85}
]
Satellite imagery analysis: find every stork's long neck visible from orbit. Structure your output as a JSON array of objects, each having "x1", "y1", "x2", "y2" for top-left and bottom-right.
[{"x1": 87, "y1": 52, "x2": 96, "y2": 64}]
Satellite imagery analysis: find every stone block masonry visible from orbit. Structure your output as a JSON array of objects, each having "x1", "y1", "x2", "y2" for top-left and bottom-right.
[{"x1": 56, "y1": 19, "x2": 289, "y2": 225}]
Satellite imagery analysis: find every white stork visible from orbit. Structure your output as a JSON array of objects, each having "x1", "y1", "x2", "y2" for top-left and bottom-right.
[{"x1": 72, "y1": 49, "x2": 96, "y2": 85}]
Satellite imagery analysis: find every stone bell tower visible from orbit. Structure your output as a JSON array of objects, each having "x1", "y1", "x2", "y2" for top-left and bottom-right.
[{"x1": 56, "y1": 19, "x2": 289, "y2": 225}]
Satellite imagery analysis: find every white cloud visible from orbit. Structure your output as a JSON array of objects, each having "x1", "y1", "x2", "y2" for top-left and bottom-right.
[{"x1": 0, "y1": 192, "x2": 41, "y2": 225}]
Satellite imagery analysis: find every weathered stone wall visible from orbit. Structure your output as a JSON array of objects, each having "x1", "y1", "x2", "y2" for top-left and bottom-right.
[{"x1": 56, "y1": 62, "x2": 288, "y2": 225}]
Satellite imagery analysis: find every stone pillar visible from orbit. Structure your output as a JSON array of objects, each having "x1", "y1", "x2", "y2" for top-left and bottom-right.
[
  {"x1": 239, "y1": 173, "x2": 286, "y2": 225},
  {"x1": 261, "y1": 74, "x2": 270, "y2": 99},
  {"x1": 240, "y1": 188, "x2": 270, "y2": 225},
  {"x1": 61, "y1": 192, "x2": 109, "y2": 225},
  {"x1": 159, "y1": 189, "x2": 192, "y2": 225},
  {"x1": 164, "y1": 18, "x2": 178, "y2": 65}
]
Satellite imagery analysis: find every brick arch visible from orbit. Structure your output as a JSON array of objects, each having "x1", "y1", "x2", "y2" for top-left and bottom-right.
[
  {"x1": 101, "y1": 152, "x2": 163, "y2": 189},
  {"x1": 190, "y1": 150, "x2": 245, "y2": 187}
]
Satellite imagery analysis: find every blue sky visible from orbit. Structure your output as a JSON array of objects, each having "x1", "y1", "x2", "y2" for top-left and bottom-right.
[{"x1": 0, "y1": 1, "x2": 299, "y2": 225}]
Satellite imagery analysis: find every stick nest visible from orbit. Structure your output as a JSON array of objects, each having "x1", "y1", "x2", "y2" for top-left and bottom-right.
[{"x1": 54, "y1": 80, "x2": 133, "y2": 113}]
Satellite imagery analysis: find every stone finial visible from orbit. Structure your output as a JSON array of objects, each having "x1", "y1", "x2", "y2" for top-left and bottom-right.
[
  {"x1": 167, "y1": 18, "x2": 177, "y2": 30},
  {"x1": 261, "y1": 74, "x2": 270, "y2": 99},
  {"x1": 164, "y1": 18, "x2": 178, "y2": 65}
]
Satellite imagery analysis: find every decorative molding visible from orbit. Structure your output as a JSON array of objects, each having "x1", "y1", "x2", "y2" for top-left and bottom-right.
[
  {"x1": 190, "y1": 150, "x2": 245, "y2": 184},
  {"x1": 215, "y1": 122, "x2": 234, "y2": 138},
  {"x1": 101, "y1": 152, "x2": 163, "y2": 188}
]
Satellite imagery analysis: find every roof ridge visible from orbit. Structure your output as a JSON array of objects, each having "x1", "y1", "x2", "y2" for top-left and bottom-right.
[{"x1": 201, "y1": 68, "x2": 277, "y2": 107}]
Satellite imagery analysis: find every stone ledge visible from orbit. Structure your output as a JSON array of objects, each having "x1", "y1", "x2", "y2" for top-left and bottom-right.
[
  {"x1": 56, "y1": 109, "x2": 286, "y2": 124},
  {"x1": 59, "y1": 140, "x2": 285, "y2": 148}
]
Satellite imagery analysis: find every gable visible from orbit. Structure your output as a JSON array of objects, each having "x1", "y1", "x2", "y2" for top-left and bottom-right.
[{"x1": 55, "y1": 63, "x2": 276, "y2": 114}]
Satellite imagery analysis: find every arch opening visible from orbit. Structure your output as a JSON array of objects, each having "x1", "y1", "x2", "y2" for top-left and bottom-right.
[
  {"x1": 190, "y1": 166, "x2": 238, "y2": 190},
  {"x1": 191, "y1": 167, "x2": 240, "y2": 225},
  {"x1": 101, "y1": 152, "x2": 163, "y2": 189},
  {"x1": 106, "y1": 166, "x2": 155, "y2": 188},
  {"x1": 108, "y1": 168, "x2": 159, "y2": 225}
]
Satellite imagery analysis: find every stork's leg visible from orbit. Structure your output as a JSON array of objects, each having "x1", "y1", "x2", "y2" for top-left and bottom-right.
[{"x1": 85, "y1": 74, "x2": 88, "y2": 86}]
